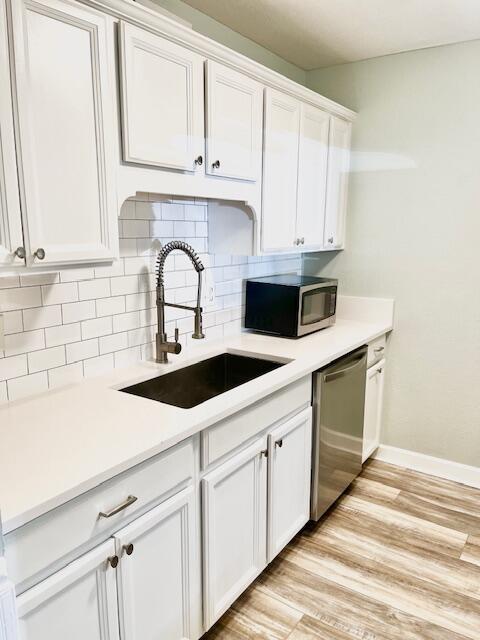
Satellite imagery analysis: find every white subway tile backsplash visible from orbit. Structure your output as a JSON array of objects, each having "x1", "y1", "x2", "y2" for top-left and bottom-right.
[
  {"x1": 4, "y1": 330, "x2": 45, "y2": 357},
  {"x1": 0, "y1": 287, "x2": 42, "y2": 311},
  {"x1": 96, "y1": 296, "x2": 126, "y2": 318},
  {"x1": 161, "y1": 203, "x2": 184, "y2": 220},
  {"x1": 113, "y1": 311, "x2": 140, "y2": 333},
  {"x1": 79, "y1": 278, "x2": 111, "y2": 301},
  {"x1": 41, "y1": 283, "x2": 78, "y2": 305},
  {"x1": 45, "y1": 323, "x2": 81, "y2": 348},
  {"x1": 4, "y1": 310, "x2": 24, "y2": 334},
  {"x1": 28, "y1": 346, "x2": 65, "y2": 373},
  {"x1": 0, "y1": 196, "x2": 302, "y2": 402},
  {"x1": 99, "y1": 332, "x2": 128, "y2": 355},
  {"x1": 0, "y1": 381, "x2": 7, "y2": 404},
  {"x1": 20, "y1": 272, "x2": 59, "y2": 287},
  {"x1": 60, "y1": 268, "x2": 95, "y2": 283},
  {"x1": 110, "y1": 275, "x2": 140, "y2": 297},
  {"x1": 62, "y1": 300, "x2": 96, "y2": 324},
  {"x1": 0, "y1": 354, "x2": 28, "y2": 381},
  {"x1": 48, "y1": 362, "x2": 84, "y2": 390},
  {"x1": 23, "y1": 305, "x2": 61, "y2": 331},
  {"x1": 81, "y1": 316, "x2": 112, "y2": 340},
  {"x1": 151, "y1": 220, "x2": 174, "y2": 238},
  {"x1": 66, "y1": 338, "x2": 99, "y2": 364},
  {"x1": 8, "y1": 372, "x2": 48, "y2": 401},
  {"x1": 83, "y1": 353, "x2": 114, "y2": 378},
  {"x1": 174, "y1": 221, "x2": 195, "y2": 237}
]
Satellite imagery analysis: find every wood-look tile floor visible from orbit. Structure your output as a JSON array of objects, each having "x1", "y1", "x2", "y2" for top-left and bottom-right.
[{"x1": 203, "y1": 459, "x2": 480, "y2": 639}]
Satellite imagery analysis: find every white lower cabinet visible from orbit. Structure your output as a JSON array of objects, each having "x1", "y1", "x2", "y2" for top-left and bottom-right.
[
  {"x1": 268, "y1": 407, "x2": 312, "y2": 562},
  {"x1": 114, "y1": 486, "x2": 200, "y2": 640},
  {"x1": 362, "y1": 359, "x2": 386, "y2": 462},
  {"x1": 16, "y1": 540, "x2": 120, "y2": 640},
  {"x1": 202, "y1": 438, "x2": 268, "y2": 628},
  {"x1": 202, "y1": 406, "x2": 313, "y2": 629}
]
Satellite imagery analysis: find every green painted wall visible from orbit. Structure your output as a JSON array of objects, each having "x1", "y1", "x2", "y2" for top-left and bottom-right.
[
  {"x1": 148, "y1": 0, "x2": 306, "y2": 84},
  {"x1": 305, "y1": 41, "x2": 480, "y2": 468}
]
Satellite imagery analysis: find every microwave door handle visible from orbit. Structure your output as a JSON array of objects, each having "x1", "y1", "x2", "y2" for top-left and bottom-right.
[{"x1": 323, "y1": 354, "x2": 366, "y2": 383}]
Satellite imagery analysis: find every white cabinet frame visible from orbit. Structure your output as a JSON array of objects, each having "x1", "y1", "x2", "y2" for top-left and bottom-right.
[
  {"x1": 16, "y1": 540, "x2": 120, "y2": 640},
  {"x1": 9, "y1": 0, "x2": 118, "y2": 267},
  {"x1": 267, "y1": 407, "x2": 312, "y2": 561},
  {"x1": 114, "y1": 486, "x2": 199, "y2": 640},
  {"x1": 205, "y1": 60, "x2": 263, "y2": 182},
  {"x1": 0, "y1": 0, "x2": 23, "y2": 267}
]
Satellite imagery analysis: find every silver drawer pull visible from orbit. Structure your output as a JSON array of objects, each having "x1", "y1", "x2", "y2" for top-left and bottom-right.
[
  {"x1": 374, "y1": 346, "x2": 384, "y2": 353},
  {"x1": 99, "y1": 495, "x2": 138, "y2": 519}
]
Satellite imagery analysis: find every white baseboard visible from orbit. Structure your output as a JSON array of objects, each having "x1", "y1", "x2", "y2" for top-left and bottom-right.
[{"x1": 373, "y1": 445, "x2": 480, "y2": 489}]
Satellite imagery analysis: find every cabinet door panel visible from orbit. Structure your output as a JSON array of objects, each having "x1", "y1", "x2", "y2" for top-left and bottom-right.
[
  {"x1": 0, "y1": 0, "x2": 24, "y2": 267},
  {"x1": 296, "y1": 105, "x2": 330, "y2": 251},
  {"x1": 114, "y1": 486, "x2": 200, "y2": 640},
  {"x1": 119, "y1": 22, "x2": 204, "y2": 172},
  {"x1": 202, "y1": 438, "x2": 267, "y2": 629},
  {"x1": 205, "y1": 60, "x2": 262, "y2": 182},
  {"x1": 324, "y1": 116, "x2": 352, "y2": 249},
  {"x1": 16, "y1": 540, "x2": 119, "y2": 640},
  {"x1": 362, "y1": 360, "x2": 385, "y2": 462},
  {"x1": 268, "y1": 407, "x2": 312, "y2": 562},
  {"x1": 10, "y1": 0, "x2": 117, "y2": 267},
  {"x1": 262, "y1": 88, "x2": 300, "y2": 253}
]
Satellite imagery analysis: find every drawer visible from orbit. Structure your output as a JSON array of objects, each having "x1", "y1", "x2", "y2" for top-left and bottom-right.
[
  {"x1": 368, "y1": 334, "x2": 386, "y2": 367},
  {"x1": 5, "y1": 437, "x2": 195, "y2": 592},
  {"x1": 201, "y1": 375, "x2": 311, "y2": 470}
]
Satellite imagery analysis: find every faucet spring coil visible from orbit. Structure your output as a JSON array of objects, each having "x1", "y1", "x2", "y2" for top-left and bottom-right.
[{"x1": 156, "y1": 241, "x2": 204, "y2": 287}]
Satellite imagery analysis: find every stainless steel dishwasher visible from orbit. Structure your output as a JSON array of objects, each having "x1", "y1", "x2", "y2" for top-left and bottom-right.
[{"x1": 311, "y1": 346, "x2": 368, "y2": 520}]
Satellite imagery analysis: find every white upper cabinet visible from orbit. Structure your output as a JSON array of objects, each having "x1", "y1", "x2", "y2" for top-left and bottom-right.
[
  {"x1": 205, "y1": 61, "x2": 263, "y2": 182},
  {"x1": 114, "y1": 487, "x2": 200, "y2": 640},
  {"x1": 324, "y1": 116, "x2": 352, "y2": 249},
  {"x1": 10, "y1": 0, "x2": 118, "y2": 267},
  {"x1": 296, "y1": 104, "x2": 330, "y2": 251},
  {"x1": 119, "y1": 21, "x2": 204, "y2": 172},
  {"x1": 16, "y1": 540, "x2": 120, "y2": 640},
  {"x1": 0, "y1": 0, "x2": 24, "y2": 267},
  {"x1": 262, "y1": 88, "x2": 300, "y2": 253}
]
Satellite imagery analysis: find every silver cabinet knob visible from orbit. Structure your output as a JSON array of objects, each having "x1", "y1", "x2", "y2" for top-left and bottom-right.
[
  {"x1": 194, "y1": 155, "x2": 203, "y2": 166},
  {"x1": 108, "y1": 555, "x2": 119, "y2": 569},
  {"x1": 33, "y1": 248, "x2": 46, "y2": 260},
  {"x1": 328, "y1": 237, "x2": 334, "y2": 244},
  {"x1": 212, "y1": 160, "x2": 220, "y2": 169},
  {"x1": 294, "y1": 238, "x2": 299, "y2": 246},
  {"x1": 14, "y1": 246, "x2": 26, "y2": 260},
  {"x1": 123, "y1": 543, "x2": 134, "y2": 556},
  {"x1": 301, "y1": 237, "x2": 305, "y2": 245}
]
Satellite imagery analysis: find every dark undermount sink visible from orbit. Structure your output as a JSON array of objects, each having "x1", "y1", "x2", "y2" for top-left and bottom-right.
[{"x1": 120, "y1": 352, "x2": 286, "y2": 409}]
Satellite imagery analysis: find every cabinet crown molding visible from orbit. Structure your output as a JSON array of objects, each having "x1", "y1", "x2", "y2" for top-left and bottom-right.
[{"x1": 78, "y1": 0, "x2": 356, "y2": 122}]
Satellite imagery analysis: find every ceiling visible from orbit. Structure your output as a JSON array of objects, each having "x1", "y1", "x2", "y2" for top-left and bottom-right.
[{"x1": 180, "y1": 0, "x2": 480, "y2": 69}]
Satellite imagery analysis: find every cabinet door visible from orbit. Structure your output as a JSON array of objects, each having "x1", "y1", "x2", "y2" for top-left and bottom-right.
[
  {"x1": 114, "y1": 486, "x2": 200, "y2": 640},
  {"x1": 16, "y1": 540, "x2": 119, "y2": 640},
  {"x1": 362, "y1": 360, "x2": 385, "y2": 463},
  {"x1": 268, "y1": 407, "x2": 312, "y2": 562},
  {"x1": 10, "y1": 0, "x2": 117, "y2": 268},
  {"x1": 324, "y1": 116, "x2": 352, "y2": 249},
  {"x1": 202, "y1": 438, "x2": 267, "y2": 629},
  {"x1": 262, "y1": 88, "x2": 300, "y2": 253},
  {"x1": 205, "y1": 60, "x2": 263, "y2": 182},
  {"x1": 296, "y1": 104, "x2": 330, "y2": 251},
  {"x1": 119, "y1": 21, "x2": 204, "y2": 172},
  {"x1": 0, "y1": 0, "x2": 24, "y2": 267}
]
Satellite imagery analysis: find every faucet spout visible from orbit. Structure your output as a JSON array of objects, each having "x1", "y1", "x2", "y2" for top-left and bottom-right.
[{"x1": 155, "y1": 241, "x2": 205, "y2": 363}]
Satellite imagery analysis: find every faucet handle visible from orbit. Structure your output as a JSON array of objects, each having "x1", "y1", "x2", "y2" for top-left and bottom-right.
[{"x1": 175, "y1": 327, "x2": 179, "y2": 343}]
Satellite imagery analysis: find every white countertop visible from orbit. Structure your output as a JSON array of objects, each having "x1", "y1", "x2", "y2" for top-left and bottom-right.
[{"x1": 0, "y1": 296, "x2": 393, "y2": 534}]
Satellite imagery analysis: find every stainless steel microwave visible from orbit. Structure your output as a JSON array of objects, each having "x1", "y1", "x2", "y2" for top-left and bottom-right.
[{"x1": 245, "y1": 275, "x2": 337, "y2": 337}]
